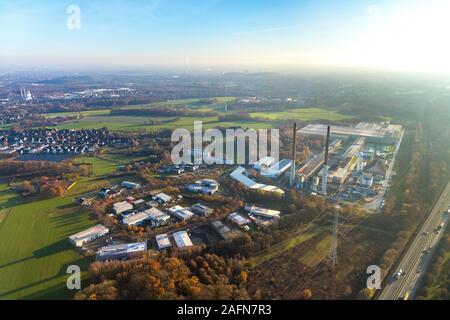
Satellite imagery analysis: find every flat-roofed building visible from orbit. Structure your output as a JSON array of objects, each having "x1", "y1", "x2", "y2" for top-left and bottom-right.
[
  {"x1": 113, "y1": 201, "x2": 133, "y2": 214},
  {"x1": 191, "y1": 203, "x2": 213, "y2": 216},
  {"x1": 122, "y1": 207, "x2": 169, "y2": 226},
  {"x1": 154, "y1": 192, "x2": 172, "y2": 204},
  {"x1": 155, "y1": 234, "x2": 172, "y2": 250},
  {"x1": 298, "y1": 123, "x2": 402, "y2": 144},
  {"x1": 260, "y1": 159, "x2": 293, "y2": 178},
  {"x1": 173, "y1": 231, "x2": 193, "y2": 248},
  {"x1": 253, "y1": 156, "x2": 276, "y2": 170},
  {"x1": 168, "y1": 205, "x2": 194, "y2": 221},
  {"x1": 245, "y1": 205, "x2": 281, "y2": 220},
  {"x1": 121, "y1": 181, "x2": 141, "y2": 190},
  {"x1": 69, "y1": 224, "x2": 109, "y2": 247},
  {"x1": 229, "y1": 212, "x2": 251, "y2": 226},
  {"x1": 230, "y1": 166, "x2": 285, "y2": 195},
  {"x1": 96, "y1": 242, "x2": 147, "y2": 261}
]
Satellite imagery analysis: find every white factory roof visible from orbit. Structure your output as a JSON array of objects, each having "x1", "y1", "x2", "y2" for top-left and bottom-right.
[
  {"x1": 261, "y1": 159, "x2": 293, "y2": 178},
  {"x1": 173, "y1": 231, "x2": 193, "y2": 248},
  {"x1": 253, "y1": 156, "x2": 276, "y2": 170},
  {"x1": 113, "y1": 201, "x2": 133, "y2": 211},
  {"x1": 96, "y1": 242, "x2": 147, "y2": 260},
  {"x1": 123, "y1": 208, "x2": 168, "y2": 226},
  {"x1": 154, "y1": 192, "x2": 172, "y2": 203},
  {"x1": 230, "y1": 166, "x2": 285, "y2": 195},
  {"x1": 229, "y1": 212, "x2": 251, "y2": 225},
  {"x1": 69, "y1": 224, "x2": 109, "y2": 244},
  {"x1": 155, "y1": 234, "x2": 172, "y2": 250},
  {"x1": 246, "y1": 206, "x2": 281, "y2": 219},
  {"x1": 168, "y1": 205, "x2": 194, "y2": 220},
  {"x1": 298, "y1": 123, "x2": 386, "y2": 138}
]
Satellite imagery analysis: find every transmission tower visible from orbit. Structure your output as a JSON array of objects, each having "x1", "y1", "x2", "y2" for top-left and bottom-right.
[
  {"x1": 328, "y1": 210, "x2": 339, "y2": 270},
  {"x1": 327, "y1": 210, "x2": 339, "y2": 297}
]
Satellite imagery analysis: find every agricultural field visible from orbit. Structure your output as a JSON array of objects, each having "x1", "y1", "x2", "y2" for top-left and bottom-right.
[
  {"x1": 41, "y1": 100, "x2": 352, "y2": 133},
  {"x1": 250, "y1": 108, "x2": 353, "y2": 121},
  {"x1": 0, "y1": 155, "x2": 128, "y2": 300}
]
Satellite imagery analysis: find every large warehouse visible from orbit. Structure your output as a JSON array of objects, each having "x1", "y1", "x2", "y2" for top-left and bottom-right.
[
  {"x1": 96, "y1": 242, "x2": 147, "y2": 261},
  {"x1": 298, "y1": 122, "x2": 402, "y2": 144},
  {"x1": 69, "y1": 224, "x2": 109, "y2": 247}
]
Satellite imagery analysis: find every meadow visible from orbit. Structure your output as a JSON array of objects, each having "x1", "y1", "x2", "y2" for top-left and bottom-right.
[
  {"x1": 250, "y1": 108, "x2": 353, "y2": 121},
  {"x1": 0, "y1": 155, "x2": 127, "y2": 299}
]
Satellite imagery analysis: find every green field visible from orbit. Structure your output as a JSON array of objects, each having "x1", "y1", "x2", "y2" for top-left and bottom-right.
[
  {"x1": 250, "y1": 108, "x2": 353, "y2": 121},
  {"x1": 40, "y1": 100, "x2": 351, "y2": 133},
  {"x1": 0, "y1": 155, "x2": 125, "y2": 300}
]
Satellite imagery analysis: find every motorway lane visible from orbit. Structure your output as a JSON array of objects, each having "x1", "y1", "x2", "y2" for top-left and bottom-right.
[{"x1": 379, "y1": 180, "x2": 450, "y2": 300}]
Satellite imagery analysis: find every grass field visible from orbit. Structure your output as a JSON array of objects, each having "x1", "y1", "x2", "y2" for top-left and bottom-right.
[
  {"x1": 248, "y1": 224, "x2": 323, "y2": 268},
  {"x1": 41, "y1": 100, "x2": 351, "y2": 133},
  {"x1": 55, "y1": 114, "x2": 274, "y2": 132},
  {"x1": 250, "y1": 108, "x2": 353, "y2": 121},
  {"x1": 0, "y1": 155, "x2": 126, "y2": 300}
]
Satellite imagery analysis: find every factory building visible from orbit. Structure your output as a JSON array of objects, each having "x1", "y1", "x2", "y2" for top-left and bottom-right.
[
  {"x1": 113, "y1": 201, "x2": 134, "y2": 215},
  {"x1": 261, "y1": 159, "x2": 293, "y2": 178},
  {"x1": 173, "y1": 231, "x2": 193, "y2": 248},
  {"x1": 229, "y1": 212, "x2": 251, "y2": 226},
  {"x1": 153, "y1": 192, "x2": 172, "y2": 204},
  {"x1": 69, "y1": 224, "x2": 109, "y2": 247},
  {"x1": 186, "y1": 179, "x2": 219, "y2": 195},
  {"x1": 155, "y1": 234, "x2": 172, "y2": 250},
  {"x1": 245, "y1": 205, "x2": 281, "y2": 220},
  {"x1": 253, "y1": 156, "x2": 276, "y2": 171},
  {"x1": 230, "y1": 166, "x2": 285, "y2": 195},
  {"x1": 298, "y1": 122, "x2": 402, "y2": 144},
  {"x1": 122, "y1": 207, "x2": 170, "y2": 227},
  {"x1": 168, "y1": 205, "x2": 194, "y2": 221},
  {"x1": 121, "y1": 181, "x2": 141, "y2": 190},
  {"x1": 191, "y1": 203, "x2": 214, "y2": 216},
  {"x1": 96, "y1": 242, "x2": 147, "y2": 261}
]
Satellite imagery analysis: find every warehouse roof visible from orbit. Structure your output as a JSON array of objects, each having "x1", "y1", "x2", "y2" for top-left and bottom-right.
[
  {"x1": 96, "y1": 242, "x2": 147, "y2": 260},
  {"x1": 173, "y1": 231, "x2": 193, "y2": 248}
]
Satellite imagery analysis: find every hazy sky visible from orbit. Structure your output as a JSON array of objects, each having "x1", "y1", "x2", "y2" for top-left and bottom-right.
[{"x1": 1, "y1": 0, "x2": 450, "y2": 72}]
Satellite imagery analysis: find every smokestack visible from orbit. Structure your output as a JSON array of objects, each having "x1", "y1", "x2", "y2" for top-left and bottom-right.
[
  {"x1": 290, "y1": 122, "x2": 297, "y2": 187},
  {"x1": 322, "y1": 126, "x2": 331, "y2": 195}
]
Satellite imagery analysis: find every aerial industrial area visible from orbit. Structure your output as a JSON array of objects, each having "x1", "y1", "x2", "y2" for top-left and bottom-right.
[
  {"x1": 66, "y1": 120, "x2": 404, "y2": 264},
  {"x1": 0, "y1": 68, "x2": 449, "y2": 303}
]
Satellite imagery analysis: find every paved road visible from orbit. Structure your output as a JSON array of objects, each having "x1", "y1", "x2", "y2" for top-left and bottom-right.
[
  {"x1": 364, "y1": 129, "x2": 404, "y2": 212},
  {"x1": 378, "y1": 180, "x2": 450, "y2": 300}
]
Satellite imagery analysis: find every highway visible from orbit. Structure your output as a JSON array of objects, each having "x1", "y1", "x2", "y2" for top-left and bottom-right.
[{"x1": 378, "y1": 180, "x2": 450, "y2": 300}]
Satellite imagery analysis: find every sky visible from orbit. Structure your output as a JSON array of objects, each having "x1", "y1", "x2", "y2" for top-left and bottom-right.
[{"x1": 1, "y1": 0, "x2": 450, "y2": 73}]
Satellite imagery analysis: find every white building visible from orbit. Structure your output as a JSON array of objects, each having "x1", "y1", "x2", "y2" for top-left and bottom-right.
[
  {"x1": 155, "y1": 234, "x2": 172, "y2": 250},
  {"x1": 245, "y1": 205, "x2": 281, "y2": 220},
  {"x1": 121, "y1": 181, "x2": 141, "y2": 190},
  {"x1": 69, "y1": 224, "x2": 109, "y2": 247},
  {"x1": 229, "y1": 212, "x2": 251, "y2": 226},
  {"x1": 154, "y1": 192, "x2": 172, "y2": 204},
  {"x1": 123, "y1": 207, "x2": 169, "y2": 226},
  {"x1": 96, "y1": 242, "x2": 147, "y2": 261},
  {"x1": 173, "y1": 231, "x2": 193, "y2": 248},
  {"x1": 230, "y1": 166, "x2": 285, "y2": 195},
  {"x1": 168, "y1": 205, "x2": 194, "y2": 221},
  {"x1": 191, "y1": 203, "x2": 213, "y2": 216},
  {"x1": 113, "y1": 201, "x2": 133, "y2": 214},
  {"x1": 253, "y1": 156, "x2": 276, "y2": 170}
]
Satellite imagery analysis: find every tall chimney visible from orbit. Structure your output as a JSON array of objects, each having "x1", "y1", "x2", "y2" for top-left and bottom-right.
[
  {"x1": 290, "y1": 122, "x2": 297, "y2": 187},
  {"x1": 322, "y1": 126, "x2": 331, "y2": 195}
]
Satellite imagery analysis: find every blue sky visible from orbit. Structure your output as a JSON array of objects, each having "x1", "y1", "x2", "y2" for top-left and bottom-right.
[{"x1": 1, "y1": 0, "x2": 449, "y2": 72}]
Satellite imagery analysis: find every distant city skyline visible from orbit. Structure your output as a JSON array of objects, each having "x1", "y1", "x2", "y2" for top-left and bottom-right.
[{"x1": 1, "y1": 0, "x2": 450, "y2": 73}]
